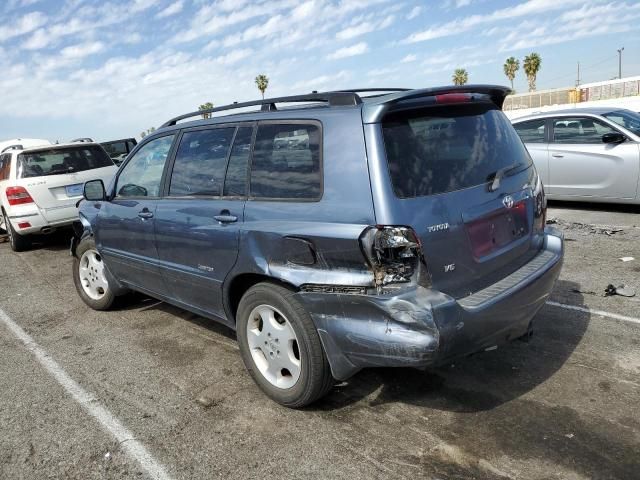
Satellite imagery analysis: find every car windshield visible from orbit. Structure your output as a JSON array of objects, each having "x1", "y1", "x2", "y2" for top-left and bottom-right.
[
  {"x1": 17, "y1": 145, "x2": 114, "y2": 178},
  {"x1": 603, "y1": 110, "x2": 640, "y2": 136},
  {"x1": 382, "y1": 102, "x2": 532, "y2": 198}
]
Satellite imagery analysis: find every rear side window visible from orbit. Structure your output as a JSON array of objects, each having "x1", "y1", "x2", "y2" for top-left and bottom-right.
[
  {"x1": 169, "y1": 128, "x2": 234, "y2": 196},
  {"x1": 250, "y1": 123, "x2": 321, "y2": 200},
  {"x1": 17, "y1": 146, "x2": 114, "y2": 179},
  {"x1": 382, "y1": 103, "x2": 531, "y2": 198},
  {"x1": 0, "y1": 154, "x2": 10, "y2": 180},
  {"x1": 552, "y1": 117, "x2": 618, "y2": 144},
  {"x1": 513, "y1": 119, "x2": 546, "y2": 143},
  {"x1": 102, "y1": 141, "x2": 127, "y2": 159},
  {"x1": 223, "y1": 126, "x2": 252, "y2": 197}
]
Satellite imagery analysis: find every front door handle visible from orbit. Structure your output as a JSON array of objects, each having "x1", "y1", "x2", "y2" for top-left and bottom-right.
[
  {"x1": 138, "y1": 210, "x2": 154, "y2": 219},
  {"x1": 214, "y1": 209, "x2": 237, "y2": 223},
  {"x1": 551, "y1": 153, "x2": 564, "y2": 158}
]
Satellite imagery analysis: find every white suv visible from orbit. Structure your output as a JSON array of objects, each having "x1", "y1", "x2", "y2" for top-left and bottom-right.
[{"x1": 0, "y1": 141, "x2": 117, "y2": 251}]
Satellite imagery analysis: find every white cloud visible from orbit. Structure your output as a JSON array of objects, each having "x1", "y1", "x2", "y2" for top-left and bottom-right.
[
  {"x1": 406, "y1": 6, "x2": 421, "y2": 20},
  {"x1": 401, "y1": 54, "x2": 417, "y2": 63},
  {"x1": 326, "y1": 42, "x2": 369, "y2": 59},
  {"x1": 61, "y1": 41, "x2": 105, "y2": 59},
  {"x1": 156, "y1": 0, "x2": 183, "y2": 18},
  {"x1": 336, "y1": 14, "x2": 394, "y2": 40},
  {"x1": 214, "y1": 48, "x2": 253, "y2": 65},
  {"x1": 404, "y1": 0, "x2": 585, "y2": 43},
  {"x1": 0, "y1": 11, "x2": 47, "y2": 41}
]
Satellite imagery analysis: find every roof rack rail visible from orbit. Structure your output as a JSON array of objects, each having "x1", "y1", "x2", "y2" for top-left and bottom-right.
[
  {"x1": 161, "y1": 91, "x2": 363, "y2": 128},
  {"x1": 71, "y1": 137, "x2": 94, "y2": 143},
  {"x1": 1, "y1": 144, "x2": 23, "y2": 153}
]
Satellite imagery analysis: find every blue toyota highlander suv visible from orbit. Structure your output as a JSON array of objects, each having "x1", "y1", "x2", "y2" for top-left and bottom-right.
[{"x1": 72, "y1": 86, "x2": 563, "y2": 407}]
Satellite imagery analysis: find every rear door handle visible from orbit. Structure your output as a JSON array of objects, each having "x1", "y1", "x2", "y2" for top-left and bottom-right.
[
  {"x1": 551, "y1": 153, "x2": 564, "y2": 158},
  {"x1": 214, "y1": 214, "x2": 238, "y2": 223},
  {"x1": 214, "y1": 209, "x2": 238, "y2": 223},
  {"x1": 138, "y1": 210, "x2": 154, "y2": 219}
]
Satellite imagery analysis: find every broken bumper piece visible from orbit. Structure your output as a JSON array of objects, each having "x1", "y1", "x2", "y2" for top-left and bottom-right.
[{"x1": 296, "y1": 227, "x2": 563, "y2": 381}]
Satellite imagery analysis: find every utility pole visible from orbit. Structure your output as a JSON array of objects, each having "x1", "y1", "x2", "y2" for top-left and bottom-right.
[
  {"x1": 576, "y1": 61, "x2": 580, "y2": 87},
  {"x1": 617, "y1": 47, "x2": 624, "y2": 79}
]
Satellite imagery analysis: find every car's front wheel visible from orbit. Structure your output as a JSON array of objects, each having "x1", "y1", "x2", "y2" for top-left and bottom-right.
[
  {"x1": 72, "y1": 236, "x2": 116, "y2": 310},
  {"x1": 2, "y1": 211, "x2": 31, "y2": 252},
  {"x1": 237, "y1": 282, "x2": 334, "y2": 408}
]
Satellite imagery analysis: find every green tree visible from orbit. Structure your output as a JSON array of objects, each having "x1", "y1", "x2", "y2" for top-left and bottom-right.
[
  {"x1": 503, "y1": 56, "x2": 520, "y2": 91},
  {"x1": 523, "y1": 52, "x2": 542, "y2": 92},
  {"x1": 452, "y1": 68, "x2": 468, "y2": 86},
  {"x1": 140, "y1": 127, "x2": 156, "y2": 139},
  {"x1": 255, "y1": 74, "x2": 269, "y2": 99},
  {"x1": 198, "y1": 102, "x2": 214, "y2": 119}
]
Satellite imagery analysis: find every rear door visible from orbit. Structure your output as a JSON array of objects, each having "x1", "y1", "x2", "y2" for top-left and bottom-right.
[
  {"x1": 97, "y1": 134, "x2": 176, "y2": 295},
  {"x1": 154, "y1": 124, "x2": 252, "y2": 319},
  {"x1": 513, "y1": 118, "x2": 550, "y2": 186},
  {"x1": 373, "y1": 100, "x2": 542, "y2": 298},
  {"x1": 548, "y1": 116, "x2": 639, "y2": 199}
]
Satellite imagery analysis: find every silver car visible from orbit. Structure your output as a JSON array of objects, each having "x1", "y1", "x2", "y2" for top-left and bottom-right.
[{"x1": 512, "y1": 108, "x2": 640, "y2": 204}]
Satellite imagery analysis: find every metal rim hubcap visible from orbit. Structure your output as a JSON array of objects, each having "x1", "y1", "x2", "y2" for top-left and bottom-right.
[
  {"x1": 3, "y1": 214, "x2": 13, "y2": 243},
  {"x1": 246, "y1": 304, "x2": 301, "y2": 389},
  {"x1": 79, "y1": 249, "x2": 109, "y2": 300}
]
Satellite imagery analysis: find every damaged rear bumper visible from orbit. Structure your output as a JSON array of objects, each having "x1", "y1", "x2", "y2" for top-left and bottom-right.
[{"x1": 295, "y1": 227, "x2": 563, "y2": 381}]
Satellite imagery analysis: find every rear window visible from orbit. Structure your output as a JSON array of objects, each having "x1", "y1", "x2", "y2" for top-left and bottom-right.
[
  {"x1": 17, "y1": 146, "x2": 114, "y2": 179},
  {"x1": 382, "y1": 103, "x2": 531, "y2": 198}
]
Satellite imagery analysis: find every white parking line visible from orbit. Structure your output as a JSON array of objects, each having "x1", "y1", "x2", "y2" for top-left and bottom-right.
[
  {"x1": 0, "y1": 307, "x2": 174, "y2": 480},
  {"x1": 546, "y1": 301, "x2": 640, "y2": 326}
]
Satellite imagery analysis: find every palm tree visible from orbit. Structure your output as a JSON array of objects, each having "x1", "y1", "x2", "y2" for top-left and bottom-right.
[
  {"x1": 255, "y1": 74, "x2": 269, "y2": 99},
  {"x1": 452, "y1": 68, "x2": 468, "y2": 86},
  {"x1": 523, "y1": 53, "x2": 542, "y2": 92},
  {"x1": 198, "y1": 102, "x2": 214, "y2": 119},
  {"x1": 503, "y1": 57, "x2": 519, "y2": 91}
]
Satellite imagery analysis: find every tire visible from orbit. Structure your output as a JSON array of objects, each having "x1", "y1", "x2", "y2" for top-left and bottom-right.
[
  {"x1": 237, "y1": 282, "x2": 334, "y2": 408},
  {"x1": 72, "y1": 236, "x2": 116, "y2": 310},
  {"x1": 2, "y1": 211, "x2": 31, "y2": 252}
]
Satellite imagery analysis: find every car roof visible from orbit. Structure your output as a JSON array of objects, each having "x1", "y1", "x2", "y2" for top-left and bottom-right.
[
  {"x1": 17, "y1": 142, "x2": 102, "y2": 154},
  {"x1": 512, "y1": 107, "x2": 628, "y2": 122},
  {"x1": 154, "y1": 85, "x2": 511, "y2": 134}
]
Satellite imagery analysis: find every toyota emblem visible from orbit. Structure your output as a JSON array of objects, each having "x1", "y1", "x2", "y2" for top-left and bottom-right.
[{"x1": 503, "y1": 195, "x2": 514, "y2": 209}]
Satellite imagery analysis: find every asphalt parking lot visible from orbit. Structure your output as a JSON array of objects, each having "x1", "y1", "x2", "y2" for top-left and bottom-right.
[{"x1": 1, "y1": 201, "x2": 639, "y2": 480}]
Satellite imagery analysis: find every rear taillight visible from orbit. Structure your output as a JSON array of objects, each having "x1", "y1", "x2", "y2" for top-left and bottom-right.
[
  {"x1": 532, "y1": 172, "x2": 546, "y2": 230},
  {"x1": 360, "y1": 226, "x2": 428, "y2": 290},
  {"x1": 6, "y1": 186, "x2": 34, "y2": 206}
]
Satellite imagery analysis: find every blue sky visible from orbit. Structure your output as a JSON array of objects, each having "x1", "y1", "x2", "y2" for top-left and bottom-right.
[{"x1": 0, "y1": 0, "x2": 639, "y2": 142}]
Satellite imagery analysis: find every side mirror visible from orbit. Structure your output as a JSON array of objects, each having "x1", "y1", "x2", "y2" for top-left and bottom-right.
[
  {"x1": 602, "y1": 132, "x2": 626, "y2": 144},
  {"x1": 84, "y1": 179, "x2": 106, "y2": 201}
]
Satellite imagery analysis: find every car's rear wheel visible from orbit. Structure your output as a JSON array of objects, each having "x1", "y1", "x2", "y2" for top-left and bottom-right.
[
  {"x1": 2, "y1": 211, "x2": 31, "y2": 252},
  {"x1": 73, "y1": 236, "x2": 115, "y2": 310},
  {"x1": 237, "y1": 282, "x2": 334, "y2": 408}
]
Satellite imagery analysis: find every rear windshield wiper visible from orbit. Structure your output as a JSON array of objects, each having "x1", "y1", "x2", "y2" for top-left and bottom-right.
[{"x1": 488, "y1": 162, "x2": 524, "y2": 192}]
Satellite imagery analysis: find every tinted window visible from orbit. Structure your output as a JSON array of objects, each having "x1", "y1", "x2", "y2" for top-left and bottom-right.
[
  {"x1": 17, "y1": 146, "x2": 114, "y2": 179},
  {"x1": 382, "y1": 103, "x2": 531, "y2": 198},
  {"x1": 169, "y1": 128, "x2": 234, "y2": 196},
  {"x1": 250, "y1": 123, "x2": 321, "y2": 200},
  {"x1": 116, "y1": 135, "x2": 174, "y2": 197},
  {"x1": 102, "y1": 141, "x2": 128, "y2": 159},
  {"x1": 224, "y1": 126, "x2": 252, "y2": 197},
  {"x1": 603, "y1": 110, "x2": 640, "y2": 136},
  {"x1": 0, "y1": 154, "x2": 10, "y2": 180},
  {"x1": 514, "y1": 119, "x2": 546, "y2": 143},
  {"x1": 553, "y1": 117, "x2": 618, "y2": 144}
]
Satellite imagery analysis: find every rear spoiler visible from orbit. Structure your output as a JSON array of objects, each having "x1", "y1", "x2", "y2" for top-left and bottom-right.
[{"x1": 361, "y1": 84, "x2": 512, "y2": 124}]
